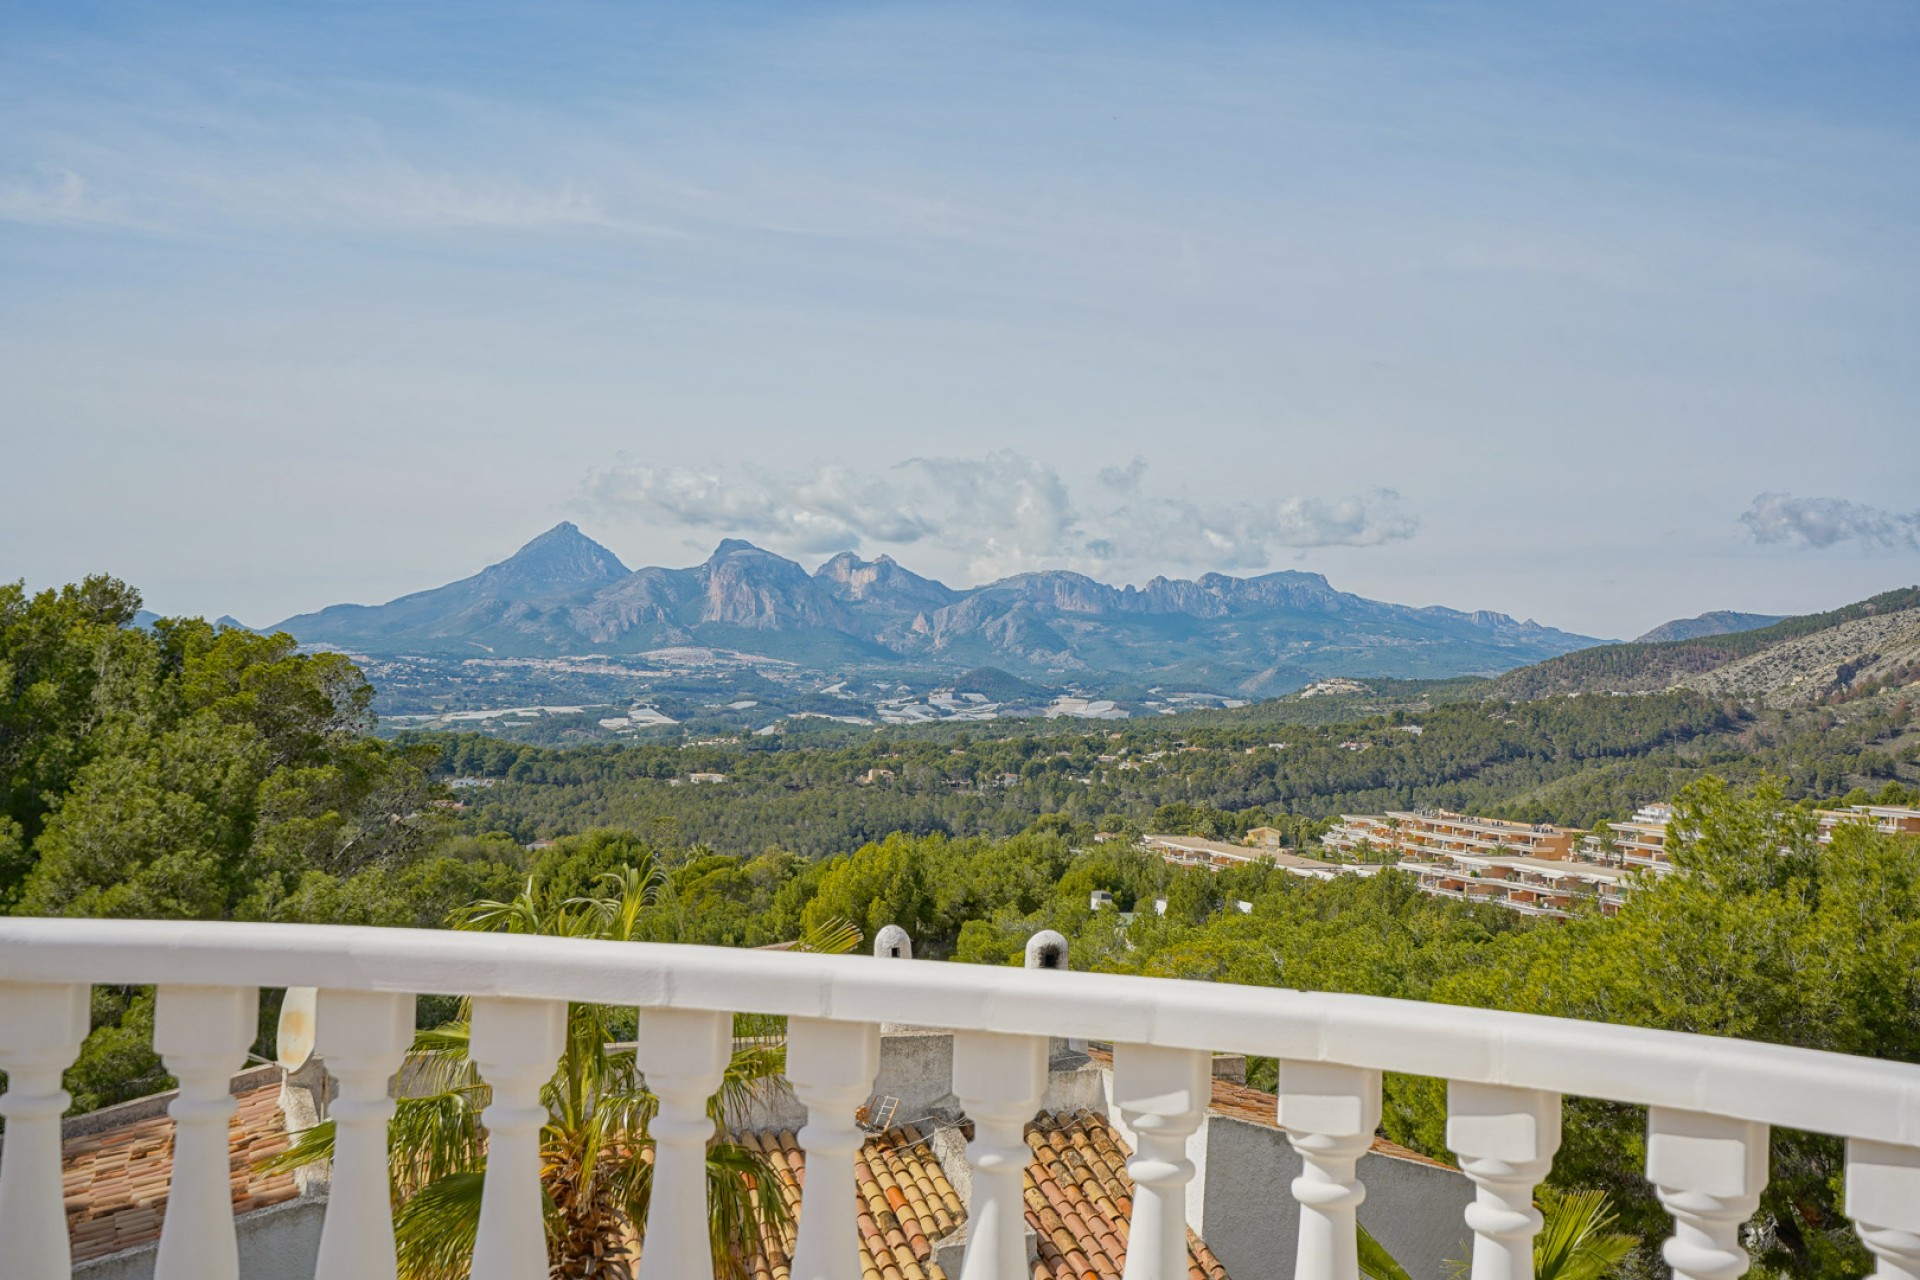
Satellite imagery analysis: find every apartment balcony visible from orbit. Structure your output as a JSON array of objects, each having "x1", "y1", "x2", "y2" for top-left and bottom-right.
[{"x1": 6, "y1": 917, "x2": 1920, "y2": 1280}]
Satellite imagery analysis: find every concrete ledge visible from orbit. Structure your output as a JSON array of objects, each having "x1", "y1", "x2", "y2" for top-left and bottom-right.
[{"x1": 74, "y1": 1195, "x2": 327, "y2": 1280}]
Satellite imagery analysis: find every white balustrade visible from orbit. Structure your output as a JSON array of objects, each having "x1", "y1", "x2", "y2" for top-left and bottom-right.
[
  {"x1": 6, "y1": 919, "x2": 1920, "y2": 1280},
  {"x1": 1848, "y1": 1139, "x2": 1920, "y2": 1279},
  {"x1": 1113, "y1": 1043, "x2": 1210, "y2": 1280},
  {"x1": 470, "y1": 996, "x2": 567, "y2": 1280},
  {"x1": 153, "y1": 984, "x2": 259, "y2": 1280},
  {"x1": 313, "y1": 989, "x2": 415, "y2": 1280},
  {"x1": 633, "y1": 1007, "x2": 731, "y2": 1280},
  {"x1": 785, "y1": 1016, "x2": 881, "y2": 1280},
  {"x1": 0, "y1": 982, "x2": 89, "y2": 1280},
  {"x1": 953, "y1": 1029, "x2": 1047, "y2": 1280},
  {"x1": 1647, "y1": 1107, "x2": 1769, "y2": 1280},
  {"x1": 1448, "y1": 1083, "x2": 1562, "y2": 1280},
  {"x1": 1277, "y1": 1061, "x2": 1381, "y2": 1280}
]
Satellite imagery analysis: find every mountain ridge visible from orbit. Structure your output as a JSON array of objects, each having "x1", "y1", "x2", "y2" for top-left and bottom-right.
[
  {"x1": 1486, "y1": 586, "x2": 1920, "y2": 701},
  {"x1": 1634, "y1": 610, "x2": 1786, "y2": 644},
  {"x1": 273, "y1": 523, "x2": 1606, "y2": 694}
]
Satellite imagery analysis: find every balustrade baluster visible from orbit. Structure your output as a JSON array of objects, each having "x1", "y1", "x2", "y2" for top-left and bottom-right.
[
  {"x1": 313, "y1": 990, "x2": 415, "y2": 1280},
  {"x1": 0, "y1": 983, "x2": 91, "y2": 1280},
  {"x1": 1448, "y1": 1083, "x2": 1561, "y2": 1280},
  {"x1": 470, "y1": 996, "x2": 567, "y2": 1280},
  {"x1": 1276, "y1": 1060, "x2": 1381, "y2": 1280},
  {"x1": 1113, "y1": 1044, "x2": 1210, "y2": 1280},
  {"x1": 1647, "y1": 1107, "x2": 1768, "y2": 1280},
  {"x1": 952, "y1": 1029, "x2": 1047, "y2": 1280},
  {"x1": 153, "y1": 984, "x2": 259, "y2": 1280},
  {"x1": 785, "y1": 1017, "x2": 881, "y2": 1280},
  {"x1": 1847, "y1": 1139, "x2": 1920, "y2": 1280},
  {"x1": 634, "y1": 1007, "x2": 732, "y2": 1280}
]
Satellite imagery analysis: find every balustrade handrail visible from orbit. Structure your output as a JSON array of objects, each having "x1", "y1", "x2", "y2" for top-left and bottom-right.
[{"x1": 4, "y1": 916, "x2": 1918, "y2": 1146}]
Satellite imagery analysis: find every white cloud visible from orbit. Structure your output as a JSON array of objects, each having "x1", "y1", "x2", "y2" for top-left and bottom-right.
[
  {"x1": 0, "y1": 169, "x2": 145, "y2": 230},
  {"x1": 1740, "y1": 492, "x2": 1920, "y2": 551},
  {"x1": 581, "y1": 451, "x2": 1416, "y2": 581}
]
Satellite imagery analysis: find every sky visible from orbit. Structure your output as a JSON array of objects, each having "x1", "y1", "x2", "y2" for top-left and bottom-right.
[{"x1": 3, "y1": 0, "x2": 1918, "y2": 640}]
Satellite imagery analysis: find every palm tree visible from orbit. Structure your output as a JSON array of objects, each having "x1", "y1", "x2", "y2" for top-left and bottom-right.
[
  {"x1": 1527, "y1": 1187, "x2": 1638, "y2": 1280},
  {"x1": 270, "y1": 861, "x2": 861, "y2": 1280},
  {"x1": 1359, "y1": 1186, "x2": 1638, "y2": 1280}
]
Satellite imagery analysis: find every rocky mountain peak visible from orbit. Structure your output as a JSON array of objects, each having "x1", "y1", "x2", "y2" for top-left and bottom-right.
[
  {"x1": 484, "y1": 522, "x2": 630, "y2": 596},
  {"x1": 815, "y1": 550, "x2": 958, "y2": 610}
]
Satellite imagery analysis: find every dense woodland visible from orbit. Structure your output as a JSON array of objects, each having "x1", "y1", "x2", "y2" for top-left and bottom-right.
[{"x1": 7, "y1": 576, "x2": 1920, "y2": 1278}]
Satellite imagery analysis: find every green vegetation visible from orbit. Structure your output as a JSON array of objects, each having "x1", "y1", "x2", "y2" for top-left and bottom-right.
[
  {"x1": 9, "y1": 575, "x2": 1920, "y2": 1277},
  {"x1": 414, "y1": 680, "x2": 1919, "y2": 848}
]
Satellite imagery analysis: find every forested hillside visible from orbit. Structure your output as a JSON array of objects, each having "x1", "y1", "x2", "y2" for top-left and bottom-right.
[
  {"x1": 418, "y1": 686, "x2": 1919, "y2": 851},
  {"x1": 1487, "y1": 586, "x2": 1920, "y2": 699}
]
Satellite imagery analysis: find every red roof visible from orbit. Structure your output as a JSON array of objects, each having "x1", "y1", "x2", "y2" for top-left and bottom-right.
[{"x1": 60, "y1": 1083, "x2": 301, "y2": 1264}]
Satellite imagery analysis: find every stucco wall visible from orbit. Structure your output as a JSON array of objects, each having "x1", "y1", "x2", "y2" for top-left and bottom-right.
[{"x1": 1195, "y1": 1115, "x2": 1474, "y2": 1280}]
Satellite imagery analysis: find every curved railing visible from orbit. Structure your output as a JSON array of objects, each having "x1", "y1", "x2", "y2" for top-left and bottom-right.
[{"x1": 3, "y1": 917, "x2": 1919, "y2": 1280}]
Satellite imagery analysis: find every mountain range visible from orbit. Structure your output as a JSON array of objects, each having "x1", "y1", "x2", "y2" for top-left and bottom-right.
[{"x1": 273, "y1": 523, "x2": 1605, "y2": 695}]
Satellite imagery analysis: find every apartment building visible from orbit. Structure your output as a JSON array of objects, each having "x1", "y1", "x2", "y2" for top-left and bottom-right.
[
  {"x1": 1580, "y1": 802, "x2": 1674, "y2": 871},
  {"x1": 1321, "y1": 809, "x2": 1582, "y2": 862},
  {"x1": 1411, "y1": 854, "x2": 1631, "y2": 919},
  {"x1": 1816, "y1": 804, "x2": 1920, "y2": 840},
  {"x1": 1576, "y1": 800, "x2": 1920, "y2": 870},
  {"x1": 1321, "y1": 808, "x2": 1627, "y2": 918}
]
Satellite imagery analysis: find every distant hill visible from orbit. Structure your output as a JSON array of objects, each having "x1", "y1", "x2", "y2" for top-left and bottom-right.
[
  {"x1": 272, "y1": 523, "x2": 1604, "y2": 694},
  {"x1": 131, "y1": 610, "x2": 253, "y2": 633},
  {"x1": 1488, "y1": 587, "x2": 1920, "y2": 702},
  {"x1": 1634, "y1": 611, "x2": 1785, "y2": 644}
]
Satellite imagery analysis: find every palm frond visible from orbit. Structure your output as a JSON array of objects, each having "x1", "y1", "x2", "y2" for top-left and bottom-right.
[
  {"x1": 394, "y1": 1170, "x2": 488, "y2": 1280},
  {"x1": 706, "y1": 1140, "x2": 789, "y2": 1280},
  {"x1": 256, "y1": 1117, "x2": 335, "y2": 1176},
  {"x1": 1358, "y1": 1220, "x2": 1414, "y2": 1280},
  {"x1": 342, "y1": 865, "x2": 797, "y2": 1277},
  {"x1": 567, "y1": 860, "x2": 667, "y2": 941},
  {"x1": 794, "y1": 915, "x2": 862, "y2": 955},
  {"x1": 1534, "y1": 1187, "x2": 1637, "y2": 1280},
  {"x1": 452, "y1": 876, "x2": 546, "y2": 934}
]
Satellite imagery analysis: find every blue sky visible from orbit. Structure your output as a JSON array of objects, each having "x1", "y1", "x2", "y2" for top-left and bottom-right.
[{"x1": 3, "y1": 0, "x2": 1917, "y2": 638}]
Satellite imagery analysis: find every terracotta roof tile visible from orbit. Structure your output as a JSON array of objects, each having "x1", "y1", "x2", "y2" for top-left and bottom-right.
[
  {"x1": 737, "y1": 1124, "x2": 962, "y2": 1280},
  {"x1": 1023, "y1": 1108, "x2": 1231, "y2": 1280},
  {"x1": 60, "y1": 1082, "x2": 301, "y2": 1264},
  {"x1": 733, "y1": 1110, "x2": 1230, "y2": 1280}
]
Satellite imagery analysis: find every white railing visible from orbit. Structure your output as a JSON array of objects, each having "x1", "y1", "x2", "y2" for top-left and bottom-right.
[{"x1": 4, "y1": 917, "x2": 1920, "y2": 1280}]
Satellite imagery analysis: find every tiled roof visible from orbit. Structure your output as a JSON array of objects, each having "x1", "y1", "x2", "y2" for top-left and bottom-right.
[
  {"x1": 60, "y1": 1082, "x2": 301, "y2": 1264},
  {"x1": 1026, "y1": 1108, "x2": 1230, "y2": 1280},
  {"x1": 734, "y1": 1110, "x2": 1231, "y2": 1280},
  {"x1": 738, "y1": 1123, "x2": 962, "y2": 1280}
]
